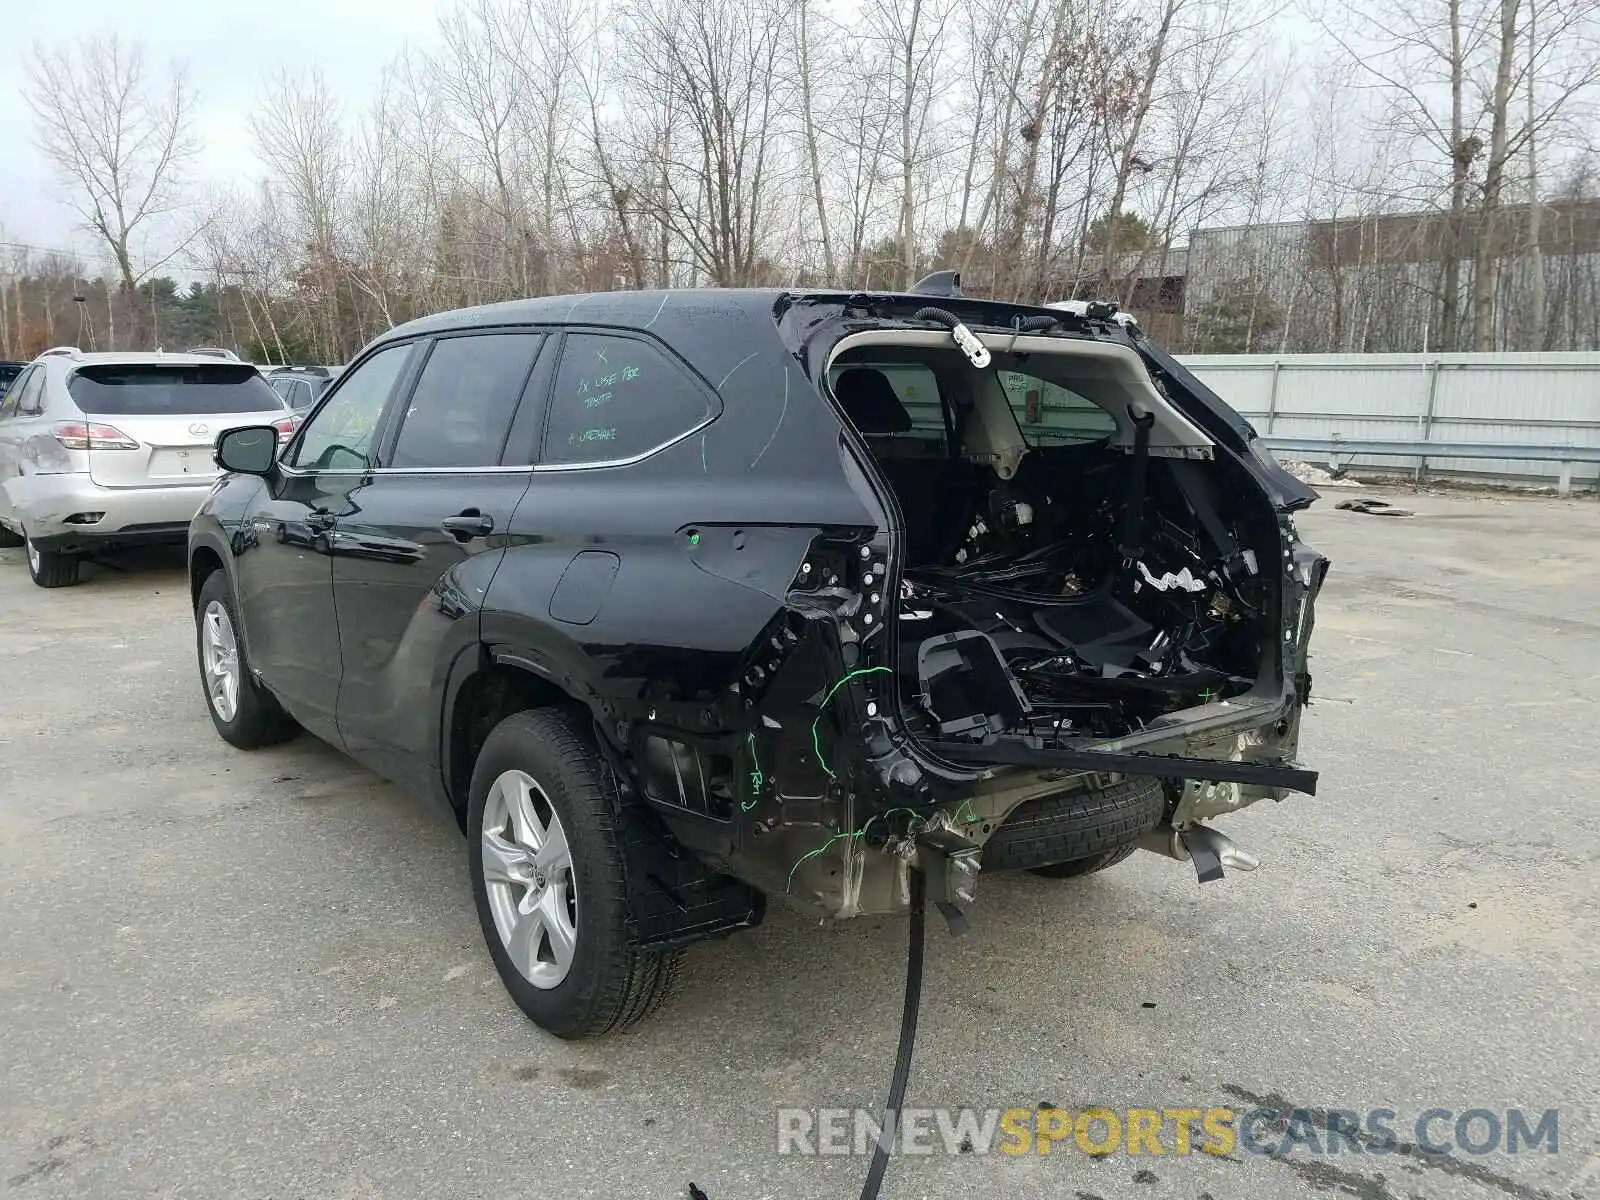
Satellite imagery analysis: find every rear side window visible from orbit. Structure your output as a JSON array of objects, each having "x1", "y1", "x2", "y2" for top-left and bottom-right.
[
  {"x1": 11, "y1": 368, "x2": 46, "y2": 417},
  {"x1": 390, "y1": 333, "x2": 543, "y2": 468},
  {"x1": 1, "y1": 366, "x2": 35, "y2": 417},
  {"x1": 542, "y1": 334, "x2": 712, "y2": 465},
  {"x1": 67, "y1": 364, "x2": 285, "y2": 416},
  {"x1": 999, "y1": 371, "x2": 1117, "y2": 446}
]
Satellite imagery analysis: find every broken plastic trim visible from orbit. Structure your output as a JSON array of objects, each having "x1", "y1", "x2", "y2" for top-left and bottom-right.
[{"x1": 922, "y1": 738, "x2": 1318, "y2": 796}]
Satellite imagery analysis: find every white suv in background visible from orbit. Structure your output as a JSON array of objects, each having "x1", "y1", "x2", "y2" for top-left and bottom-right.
[{"x1": 0, "y1": 348, "x2": 298, "y2": 587}]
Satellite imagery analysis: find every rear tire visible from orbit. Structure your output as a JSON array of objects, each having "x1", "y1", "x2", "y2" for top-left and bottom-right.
[
  {"x1": 26, "y1": 534, "x2": 80, "y2": 588},
  {"x1": 468, "y1": 708, "x2": 684, "y2": 1039},
  {"x1": 195, "y1": 571, "x2": 298, "y2": 749},
  {"x1": 0, "y1": 524, "x2": 23, "y2": 548},
  {"x1": 981, "y1": 776, "x2": 1164, "y2": 874}
]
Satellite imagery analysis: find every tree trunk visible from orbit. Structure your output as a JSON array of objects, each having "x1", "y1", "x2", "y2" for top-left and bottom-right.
[
  {"x1": 1473, "y1": 0, "x2": 1520, "y2": 350},
  {"x1": 899, "y1": 0, "x2": 924, "y2": 289},
  {"x1": 1102, "y1": 0, "x2": 1177, "y2": 293},
  {"x1": 1441, "y1": 0, "x2": 1466, "y2": 352},
  {"x1": 797, "y1": 0, "x2": 836, "y2": 284},
  {"x1": 1525, "y1": 0, "x2": 1546, "y2": 348}
]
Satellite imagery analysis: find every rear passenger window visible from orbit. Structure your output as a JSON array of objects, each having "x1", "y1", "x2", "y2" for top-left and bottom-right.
[
  {"x1": 12, "y1": 368, "x2": 46, "y2": 417},
  {"x1": 0, "y1": 367, "x2": 33, "y2": 418},
  {"x1": 999, "y1": 371, "x2": 1117, "y2": 446},
  {"x1": 542, "y1": 334, "x2": 712, "y2": 465},
  {"x1": 390, "y1": 333, "x2": 543, "y2": 469}
]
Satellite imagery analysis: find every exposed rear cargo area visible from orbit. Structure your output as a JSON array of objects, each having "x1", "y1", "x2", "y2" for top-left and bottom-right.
[{"x1": 827, "y1": 334, "x2": 1282, "y2": 751}]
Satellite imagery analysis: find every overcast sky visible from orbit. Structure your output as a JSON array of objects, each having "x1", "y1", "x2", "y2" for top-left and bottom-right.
[{"x1": 0, "y1": 0, "x2": 447, "y2": 270}]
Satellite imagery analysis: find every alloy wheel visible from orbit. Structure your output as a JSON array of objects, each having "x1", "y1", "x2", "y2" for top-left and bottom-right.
[
  {"x1": 480, "y1": 769, "x2": 579, "y2": 989},
  {"x1": 201, "y1": 600, "x2": 241, "y2": 722}
]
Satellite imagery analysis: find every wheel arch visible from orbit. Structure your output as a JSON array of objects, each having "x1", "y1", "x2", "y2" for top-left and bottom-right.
[
  {"x1": 189, "y1": 543, "x2": 226, "y2": 610},
  {"x1": 440, "y1": 648, "x2": 594, "y2": 829}
]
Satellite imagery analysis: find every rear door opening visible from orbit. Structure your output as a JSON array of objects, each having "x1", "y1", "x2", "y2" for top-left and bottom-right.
[{"x1": 824, "y1": 331, "x2": 1284, "y2": 756}]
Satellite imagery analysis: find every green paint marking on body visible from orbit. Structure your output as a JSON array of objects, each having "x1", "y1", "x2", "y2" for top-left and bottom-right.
[{"x1": 811, "y1": 666, "x2": 894, "y2": 778}]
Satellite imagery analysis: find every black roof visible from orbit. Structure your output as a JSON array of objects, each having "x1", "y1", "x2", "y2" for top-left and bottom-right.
[
  {"x1": 375, "y1": 287, "x2": 1109, "y2": 392},
  {"x1": 383, "y1": 288, "x2": 790, "y2": 342},
  {"x1": 382, "y1": 286, "x2": 1102, "y2": 341}
]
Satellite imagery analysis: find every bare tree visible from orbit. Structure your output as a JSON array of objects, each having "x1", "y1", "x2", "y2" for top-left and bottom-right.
[
  {"x1": 620, "y1": 0, "x2": 792, "y2": 286},
  {"x1": 865, "y1": 0, "x2": 955, "y2": 287},
  {"x1": 250, "y1": 69, "x2": 348, "y2": 359},
  {"x1": 794, "y1": 0, "x2": 838, "y2": 283},
  {"x1": 26, "y1": 35, "x2": 199, "y2": 348},
  {"x1": 151, "y1": 0, "x2": 1600, "y2": 357}
]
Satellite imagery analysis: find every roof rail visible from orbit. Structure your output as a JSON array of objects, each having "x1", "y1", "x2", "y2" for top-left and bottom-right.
[{"x1": 38, "y1": 345, "x2": 82, "y2": 360}]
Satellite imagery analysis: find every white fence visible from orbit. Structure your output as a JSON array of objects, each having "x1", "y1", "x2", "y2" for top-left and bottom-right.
[{"x1": 1178, "y1": 353, "x2": 1600, "y2": 492}]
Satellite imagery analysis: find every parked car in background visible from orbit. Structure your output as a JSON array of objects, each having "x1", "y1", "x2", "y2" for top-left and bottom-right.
[
  {"x1": 266, "y1": 365, "x2": 343, "y2": 413},
  {"x1": 0, "y1": 347, "x2": 298, "y2": 587},
  {"x1": 187, "y1": 281, "x2": 1327, "y2": 1039}
]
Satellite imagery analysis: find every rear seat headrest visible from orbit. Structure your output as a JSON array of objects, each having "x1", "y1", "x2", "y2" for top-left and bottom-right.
[{"x1": 834, "y1": 368, "x2": 913, "y2": 435}]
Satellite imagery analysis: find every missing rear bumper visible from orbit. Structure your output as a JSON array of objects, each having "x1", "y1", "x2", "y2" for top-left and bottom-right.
[{"x1": 921, "y1": 737, "x2": 1318, "y2": 796}]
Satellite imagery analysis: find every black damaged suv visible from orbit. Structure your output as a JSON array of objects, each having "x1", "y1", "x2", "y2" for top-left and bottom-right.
[{"x1": 188, "y1": 279, "x2": 1328, "y2": 1039}]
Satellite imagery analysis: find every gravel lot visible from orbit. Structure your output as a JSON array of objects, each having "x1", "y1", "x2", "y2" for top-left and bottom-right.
[{"x1": 2, "y1": 487, "x2": 1597, "y2": 1200}]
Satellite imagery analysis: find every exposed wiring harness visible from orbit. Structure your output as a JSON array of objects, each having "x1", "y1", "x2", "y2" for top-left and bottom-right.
[{"x1": 912, "y1": 306, "x2": 990, "y2": 368}]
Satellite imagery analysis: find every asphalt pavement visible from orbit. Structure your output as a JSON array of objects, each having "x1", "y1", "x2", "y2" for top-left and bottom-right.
[{"x1": 1, "y1": 485, "x2": 1597, "y2": 1200}]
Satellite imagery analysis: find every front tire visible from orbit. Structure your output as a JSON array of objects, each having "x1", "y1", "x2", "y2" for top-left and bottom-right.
[
  {"x1": 468, "y1": 709, "x2": 683, "y2": 1039},
  {"x1": 195, "y1": 571, "x2": 298, "y2": 748},
  {"x1": 26, "y1": 534, "x2": 80, "y2": 588}
]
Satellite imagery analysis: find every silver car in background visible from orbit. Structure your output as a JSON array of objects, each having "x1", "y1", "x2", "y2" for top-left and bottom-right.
[{"x1": 0, "y1": 348, "x2": 299, "y2": 588}]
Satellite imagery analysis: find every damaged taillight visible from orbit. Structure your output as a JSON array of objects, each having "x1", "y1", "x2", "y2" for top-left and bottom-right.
[{"x1": 52, "y1": 421, "x2": 139, "y2": 451}]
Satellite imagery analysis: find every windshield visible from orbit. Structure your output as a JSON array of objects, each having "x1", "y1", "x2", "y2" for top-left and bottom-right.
[{"x1": 67, "y1": 364, "x2": 287, "y2": 416}]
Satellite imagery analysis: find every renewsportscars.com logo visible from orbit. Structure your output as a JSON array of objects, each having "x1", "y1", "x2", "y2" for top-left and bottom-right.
[{"x1": 776, "y1": 1106, "x2": 1561, "y2": 1159}]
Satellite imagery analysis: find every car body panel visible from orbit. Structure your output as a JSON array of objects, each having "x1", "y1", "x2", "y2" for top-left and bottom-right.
[
  {"x1": 330, "y1": 470, "x2": 532, "y2": 782},
  {"x1": 82, "y1": 412, "x2": 286, "y2": 489},
  {"x1": 227, "y1": 469, "x2": 350, "y2": 744}
]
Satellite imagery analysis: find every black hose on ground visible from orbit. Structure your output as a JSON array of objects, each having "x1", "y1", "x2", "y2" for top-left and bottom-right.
[{"x1": 858, "y1": 868, "x2": 928, "y2": 1200}]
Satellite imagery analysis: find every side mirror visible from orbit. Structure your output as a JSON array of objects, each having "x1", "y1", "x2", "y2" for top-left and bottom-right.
[{"x1": 215, "y1": 425, "x2": 280, "y2": 476}]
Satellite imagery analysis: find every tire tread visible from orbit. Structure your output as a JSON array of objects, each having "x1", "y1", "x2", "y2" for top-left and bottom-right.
[
  {"x1": 27, "y1": 538, "x2": 80, "y2": 588},
  {"x1": 982, "y1": 776, "x2": 1164, "y2": 873}
]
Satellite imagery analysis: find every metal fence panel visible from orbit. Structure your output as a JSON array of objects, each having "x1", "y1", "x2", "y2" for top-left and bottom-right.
[{"x1": 1179, "y1": 353, "x2": 1600, "y2": 489}]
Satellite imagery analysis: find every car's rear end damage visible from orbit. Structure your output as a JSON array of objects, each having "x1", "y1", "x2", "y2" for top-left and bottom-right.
[{"x1": 620, "y1": 288, "x2": 1326, "y2": 928}]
